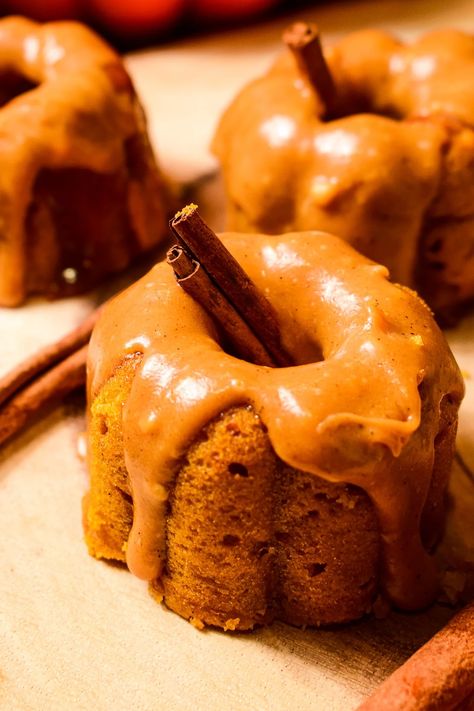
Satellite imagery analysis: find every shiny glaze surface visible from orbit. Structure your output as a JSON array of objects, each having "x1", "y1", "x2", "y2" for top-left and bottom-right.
[
  {"x1": 212, "y1": 29, "x2": 474, "y2": 315},
  {"x1": 88, "y1": 231, "x2": 464, "y2": 610},
  {"x1": 0, "y1": 16, "x2": 161, "y2": 305}
]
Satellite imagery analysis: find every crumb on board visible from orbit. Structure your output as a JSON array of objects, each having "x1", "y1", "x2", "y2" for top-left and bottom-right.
[{"x1": 190, "y1": 616, "x2": 205, "y2": 630}]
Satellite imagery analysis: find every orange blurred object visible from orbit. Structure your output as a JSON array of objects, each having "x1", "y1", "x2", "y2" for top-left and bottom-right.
[{"x1": 86, "y1": 0, "x2": 186, "y2": 36}]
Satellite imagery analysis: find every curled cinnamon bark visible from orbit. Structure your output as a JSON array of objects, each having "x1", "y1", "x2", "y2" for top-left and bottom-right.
[
  {"x1": 0, "y1": 309, "x2": 99, "y2": 408},
  {"x1": 167, "y1": 245, "x2": 277, "y2": 367},
  {"x1": 0, "y1": 310, "x2": 99, "y2": 447},
  {"x1": 283, "y1": 21, "x2": 336, "y2": 118},
  {"x1": 357, "y1": 602, "x2": 474, "y2": 711},
  {"x1": 170, "y1": 204, "x2": 292, "y2": 367},
  {"x1": 0, "y1": 345, "x2": 88, "y2": 447}
]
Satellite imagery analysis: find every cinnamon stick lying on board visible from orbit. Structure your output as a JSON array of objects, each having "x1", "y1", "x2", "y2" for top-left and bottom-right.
[
  {"x1": 357, "y1": 602, "x2": 474, "y2": 711},
  {"x1": 0, "y1": 310, "x2": 99, "y2": 448},
  {"x1": 0, "y1": 345, "x2": 88, "y2": 447},
  {"x1": 0, "y1": 309, "x2": 99, "y2": 408},
  {"x1": 283, "y1": 22, "x2": 336, "y2": 118},
  {"x1": 170, "y1": 204, "x2": 292, "y2": 367}
]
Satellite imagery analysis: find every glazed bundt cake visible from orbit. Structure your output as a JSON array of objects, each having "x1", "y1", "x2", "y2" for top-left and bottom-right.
[
  {"x1": 0, "y1": 16, "x2": 168, "y2": 306},
  {"x1": 212, "y1": 26, "x2": 474, "y2": 321},
  {"x1": 84, "y1": 229, "x2": 464, "y2": 630}
]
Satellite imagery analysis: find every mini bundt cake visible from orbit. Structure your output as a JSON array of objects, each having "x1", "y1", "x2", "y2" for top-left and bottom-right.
[
  {"x1": 84, "y1": 229, "x2": 464, "y2": 630},
  {"x1": 212, "y1": 26, "x2": 474, "y2": 321},
  {"x1": 0, "y1": 16, "x2": 168, "y2": 306}
]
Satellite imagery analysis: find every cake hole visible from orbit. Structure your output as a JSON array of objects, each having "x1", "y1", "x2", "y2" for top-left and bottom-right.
[
  {"x1": 429, "y1": 238, "x2": 443, "y2": 254},
  {"x1": 326, "y1": 96, "x2": 403, "y2": 123},
  {"x1": 359, "y1": 577, "x2": 375, "y2": 590},
  {"x1": 275, "y1": 531, "x2": 290, "y2": 542},
  {"x1": 222, "y1": 534, "x2": 240, "y2": 546},
  {"x1": 253, "y1": 542, "x2": 270, "y2": 559},
  {"x1": 228, "y1": 462, "x2": 249, "y2": 477},
  {"x1": 98, "y1": 417, "x2": 108, "y2": 435},
  {"x1": 313, "y1": 492, "x2": 339, "y2": 504},
  {"x1": 307, "y1": 509, "x2": 320, "y2": 519},
  {"x1": 219, "y1": 315, "x2": 324, "y2": 367},
  {"x1": 0, "y1": 70, "x2": 38, "y2": 108},
  {"x1": 225, "y1": 421, "x2": 241, "y2": 435},
  {"x1": 218, "y1": 504, "x2": 235, "y2": 515},
  {"x1": 307, "y1": 562, "x2": 327, "y2": 577}
]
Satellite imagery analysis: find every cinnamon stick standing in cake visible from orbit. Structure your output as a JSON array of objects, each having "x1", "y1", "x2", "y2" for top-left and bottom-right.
[
  {"x1": 167, "y1": 245, "x2": 277, "y2": 367},
  {"x1": 357, "y1": 602, "x2": 474, "y2": 711},
  {"x1": 170, "y1": 204, "x2": 292, "y2": 367},
  {"x1": 283, "y1": 21, "x2": 336, "y2": 118}
]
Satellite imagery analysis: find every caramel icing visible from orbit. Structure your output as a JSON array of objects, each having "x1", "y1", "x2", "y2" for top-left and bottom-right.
[
  {"x1": 0, "y1": 17, "x2": 164, "y2": 305},
  {"x1": 88, "y1": 231, "x2": 464, "y2": 611},
  {"x1": 212, "y1": 29, "x2": 474, "y2": 317}
]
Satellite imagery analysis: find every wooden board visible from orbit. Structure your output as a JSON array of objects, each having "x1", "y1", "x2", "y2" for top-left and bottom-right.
[{"x1": 1, "y1": 2, "x2": 474, "y2": 709}]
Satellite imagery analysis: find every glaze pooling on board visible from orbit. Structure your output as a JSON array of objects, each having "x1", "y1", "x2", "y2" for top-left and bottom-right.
[{"x1": 88, "y1": 231, "x2": 464, "y2": 610}]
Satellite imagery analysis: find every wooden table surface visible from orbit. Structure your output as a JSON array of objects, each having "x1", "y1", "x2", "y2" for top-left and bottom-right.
[{"x1": 1, "y1": 2, "x2": 473, "y2": 710}]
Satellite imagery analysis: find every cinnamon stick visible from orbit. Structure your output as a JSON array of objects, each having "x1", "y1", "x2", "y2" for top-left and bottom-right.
[
  {"x1": 357, "y1": 602, "x2": 474, "y2": 711},
  {"x1": 167, "y1": 245, "x2": 276, "y2": 367},
  {"x1": 170, "y1": 204, "x2": 292, "y2": 367},
  {"x1": 0, "y1": 344, "x2": 88, "y2": 448},
  {"x1": 0, "y1": 309, "x2": 99, "y2": 448},
  {"x1": 283, "y1": 22, "x2": 336, "y2": 118},
  {"x1": 0, "y1": 309, "x2": 99, "y2": 408}
]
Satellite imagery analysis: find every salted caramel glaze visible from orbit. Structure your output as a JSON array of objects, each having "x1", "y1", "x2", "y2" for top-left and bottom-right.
[
  {"x1": 212, "y1": 29, "x2": 474, "y2": 319},
  {"x1": 88, "y1": 231, "x2": 464, "y2": 611},
  {"x1": 0, "y1": 16, "x2": 166, "y2": 306}
]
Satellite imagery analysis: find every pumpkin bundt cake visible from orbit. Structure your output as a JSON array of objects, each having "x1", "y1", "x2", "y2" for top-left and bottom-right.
[
  {"x1": 0, "y1": 16, "x2": 168, "y2": 306},
  {"x1": 212, "y1": 26, "x2": 474, "y2": 321},
  {"x1": 84, "y1": 230, "x2": 464, "y2": 630}
]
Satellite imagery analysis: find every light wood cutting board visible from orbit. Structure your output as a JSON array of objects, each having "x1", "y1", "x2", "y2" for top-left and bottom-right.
[{"x1": 1, "y1": 2, "x2": 473, "y2": 709}]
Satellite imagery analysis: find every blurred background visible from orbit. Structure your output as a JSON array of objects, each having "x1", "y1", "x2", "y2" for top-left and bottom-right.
[{"x1": 0, "y1": 0, "x2": 321, "y2": 48}]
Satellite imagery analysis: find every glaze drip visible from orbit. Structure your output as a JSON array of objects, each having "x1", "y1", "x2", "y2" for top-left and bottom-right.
[
  {"x1": 0, "y1": 16, "x2": 165, "y2": 305},
  {"x1": 88, "y1": 231, "x2": 464, "y2": 610}
]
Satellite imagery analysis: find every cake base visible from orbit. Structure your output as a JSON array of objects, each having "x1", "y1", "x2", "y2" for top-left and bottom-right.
[{"x1": 85, "y1": 355, "x2": 383, "y2": 630}]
